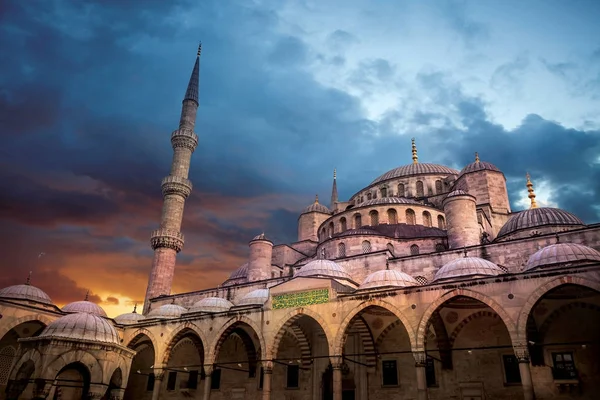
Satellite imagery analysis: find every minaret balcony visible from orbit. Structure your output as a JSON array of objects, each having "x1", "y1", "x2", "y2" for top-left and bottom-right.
[
  {"x1": 171, "y1": 129, "x2": 199, "y2": 152},
  {"x1": 150, "y1": 229, "x2": 185, "y2": 253},
  {"x1": 161, "y1": 176, "x2": 193, "y2": 198}
]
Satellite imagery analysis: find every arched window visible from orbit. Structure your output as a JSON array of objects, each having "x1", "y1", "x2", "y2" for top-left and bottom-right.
[
  {"x1": 369, "y1": 210, "x2": 379, "y2": 226},
  {"x1": 435, "y1": 243, "x2": 446, "y2": 252},
  {"x1": 416, "y1": 181, "x2": 424, "y2": 197},
  {"x1": 406, "y1": 209, "x2": 416, "y2": 225},
  {"x1": 354, "y1": 213, "x2": 362, "y2": 228},
  {"x1": 387, "y1": 209, "x2": 398, "y2": 224},
  {"x1": 373, "y1": 191, "x2": 377, "y2": 199},
  {"x1": 435, "y1": 180, "x2": 443, "y2": 194},
  {"x1": 338, "y1": 243, "x2": 346, "y2": 257},
  {"x1": 340, "y1": 217, "x2": 347, "y2": 232},
  {"x1": 381, "y1": 187, "x2": 387, "y2": 198},
  {"x1": 437, "y1": 215, "x2": 445, "y2": 229},
  {"x1": 328, "y1": 222, "x2": 334, "y2": 237},
  {"x1": 398, "y1": 183, "x2": 405, "y2": 197},
  {"x1": 387, "y1": 243, "x2": 395, "y2": 256},
  {"x1": 410, "y1": 244, "x2": 420, "y2": 255},
  {"x1": 320, "y1": 228, "x2": 326, "y2": 241},
  {"x1": 423, "y1": 211, "x2": 432, "y2": 227},
  {"x1": 362, "y1": 240, "x2": 372, "y2": 254},
  {"x1": 367, "y1": 192, "x2": 372, "y2": 200}
]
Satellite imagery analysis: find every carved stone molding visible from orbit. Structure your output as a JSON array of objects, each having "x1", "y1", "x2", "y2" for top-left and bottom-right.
[
  {"x1": 161, "y1": 176, "x2": 193, "y2": 198},
  {"x1": 150, "y1": 229, "x2": 185, "y2": 252},
  {"x1": 513, "y1": 344, "x2": 530, "y2": 363},
  {"x1": 330, "y1": 356, "x2": 343, "y2": 369},
  {"x1": 413, "y1": 351, "x2": 427, "y2": 367},
  {"x1": 171, "y1": 129, "x2": 198, "y2": 152}
]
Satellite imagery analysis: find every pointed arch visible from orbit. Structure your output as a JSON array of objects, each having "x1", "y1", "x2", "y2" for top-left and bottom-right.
[
  {"x1": 207, "y1": 316, "x2": 266, "y2": 366},
  {"x1": 334, "y1": 299, "x2": 417, "y2": 355},
  {"x1": 405, "y1": 209, "x2": 416, "y2": 225},
  {"x1": 8, "y1": 348, "x2": 42, "y2": 381},
  {"x1": 344, "y1": 316, "x2": 377, "y2": 367},
  {"x1": 269, "y1": 308, "x2": 332, "y2": 360},
  {"x1": 125, "y1": 328, "x2": 159, "y2": 352},
  {"x1": 283, "y1": 324, "x2": 312, "y2": 366},
  {"x1": 416, "y1": 288, "x2": 516, "y2": 351},
  {"x1": 516, "y1": 275, "x2": 600, "y2": 341},
  {"x1": 45, "y1": 350, "x2": 103, "y2": 383},
  {"x1": 0, "y1": 314, "x2": 53, "y2": 341},
  {"x1": 160, "y1": 322, "x2": 207, "y2": 366},
  {"x1": 387, "y1": 208, "x2": 398, "y2": 224},
  {"x1": 448, "y1": 310, "x2": 499, "y2": 347}
]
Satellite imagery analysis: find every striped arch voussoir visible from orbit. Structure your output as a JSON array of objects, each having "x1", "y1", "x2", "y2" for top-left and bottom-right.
[
  {"x1": 269, "y1": 308, "x2": 331, "y2": 361},
  {"x1": 208, "y1": 316, "x2": 265, "y2": 366},
  {"x1": 161, "y1": 322, "x2": 207, "y2": 365}
]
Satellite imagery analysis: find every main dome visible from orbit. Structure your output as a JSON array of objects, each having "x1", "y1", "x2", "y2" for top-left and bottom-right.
[
  {"x1": 62, "y1": 301, "x2": 107, "y2": 317},
  {"x1": 433, "y1": 257, "x2": 505, "y2": 281},
  {"x1": 295, "y1": 259, "x2": 351, "y2": 280},
  {"x1": 0, "y1": 284, "x2": 53, "y2": 305},
  {"x1": 371, "y1": 163, "x2": 459, "y2": 185},
  {"x1": 497, "y1": 207, "x2": 584, "y2": 239},
  {"x1": 40, "y1": 313, "x2": 119, "y2": 344},
  {"x1": 525, "y1": 243, "x2": 600, "y2": 271},
  {"x1": 360, "y1": 269, "x2": 419, "y2": 289}
]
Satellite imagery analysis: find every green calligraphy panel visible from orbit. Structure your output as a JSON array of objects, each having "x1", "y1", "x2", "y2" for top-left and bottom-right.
[{"x1": 272, "y1": 289, "x2": 329, "y2": 309}]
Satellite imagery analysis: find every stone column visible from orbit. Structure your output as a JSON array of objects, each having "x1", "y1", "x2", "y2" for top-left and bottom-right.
[
  {"x1": 330, "y1": 356, "x2": 343, "y2": 400},
  {"x1": 262, "y1": 361, "x2": 273, "y2": 400},
  {"x1": 202, "y1": 365, "x2": 213, "y2": 400},
  {"x1": 413, "y1": 351, "x2": 428, "y2": 400},
  {"x1": 151, "y1": 371, "x2": 165, "y2": 400},
  {"x1": 514, "y1": 344, "x2": 536, "y2": 400}
]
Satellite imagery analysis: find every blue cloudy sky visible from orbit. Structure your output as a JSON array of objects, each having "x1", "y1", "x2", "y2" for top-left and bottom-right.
[{"x1": 1, "y1": 0, "x2": 599, "y2": 316}]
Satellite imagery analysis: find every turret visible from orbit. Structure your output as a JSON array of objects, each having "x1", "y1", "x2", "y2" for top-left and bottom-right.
[
  {"x1": 247, "y1": 233, "x2": 274, "y2": 282},
  {"x1": 443, "y1": 190, "x2": 480, "y2": 248},
  {"x1": 298, "y1": 195, "x2": 331, "y2": 242}
]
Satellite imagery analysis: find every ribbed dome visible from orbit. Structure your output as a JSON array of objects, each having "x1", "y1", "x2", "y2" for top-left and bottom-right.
[
  {"x1": 360, "y1": 269, "x2": 419, "y2": 289},
  {"x1": 40, "y1": 313, "x2": 119, "y2": 344},
  {"x1": 62, "y1": 301, "x2": 107, "y2": 317},
  {"x1": 228, "y1": 263, "x2": 248, "y2": 280},
  {"x1": 237, "y1": 289, "x2": 269, "y2": 306},
  {"x1": 302, "y1": 199, "x2": 330, "y2": 215},
  {"x1": 114, "y1": 311, "x2": 145, "y2": 325},
  {"x1": 371, "y1": 163, "x2": 459, "y2": 184},
  {"x1": 360, "y1": 197, "x2": 421, "y2": 207},
  {"x1": 296, "y1": 259, "x2": 351, "y2": 280},
  {"x1": 525, "y1": 243, "x2": 600, "y2": 271},
  {"x1": 433, "y1": 257, "x2": 505, "y2": 281},
  {"x1": 497, "y1": 207, "x2": 584, "y2": 238},
  {"x1": 189, "y1": 297, "x2": 234, "y2": 313},
  {"x1": 0, "y1": 284, "x2": 53, "y2": 305},
  {"x1": 147, "y1": 304, "x2": 187, "y2": 319},
  {"x1": 459, "y1": 161, "x2": 501, "y2": 177}
]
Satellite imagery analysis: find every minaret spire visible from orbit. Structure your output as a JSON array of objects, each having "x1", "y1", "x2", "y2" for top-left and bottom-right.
[
  {"x1": 411, "y1": 138, "x2": 418, "y2": 164},
  {"x1": 526, "y1": 172, "x2": 538, "y2": 209},
  {"x1": 330, "y1": 168, "x2": 338, "y2": 208},
  {"x1": 144, "y1": 44, "x2": 202, "y2": 314}
]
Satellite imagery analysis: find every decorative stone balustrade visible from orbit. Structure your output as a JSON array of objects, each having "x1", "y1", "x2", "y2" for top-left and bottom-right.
[
  {"x1": 150, "y1": 229, "x2": 185, "y2": 252},
  {"x1": 171, "y1": 129, "x2": 199, "y2": 152},
  {"x1": 161, "y1": 176, "x2": 193, "y2": 198}
]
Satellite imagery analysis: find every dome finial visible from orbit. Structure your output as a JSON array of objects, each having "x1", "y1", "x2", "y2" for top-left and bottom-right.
[
  {"x1": 26, "y1": 271, "x2": 32, "y2": 285},
  {"x1": 475, "y1": 152, "x2": 480, "y2": 162},
  {"x1": 463, "y1": 247, "x2": 468, "y2": 258},
  {"x1": 315, "y1": 194, "x2": 319, "y2": 204},
  {"x1": 411, "y1": 138, "x2": 418, "y2": 164},
  {"x1": 133, "y1": 303, "x2": 138, "y2": 313},
  {"x1": 84, "y1": 290, "x2": 90, "y2": 301},
  {"x1": 385, "y1": 259, "x2": 390, "y2": 270},
  {"x1": 526, "y1": 172, "x2": 538, "y2": 209}
]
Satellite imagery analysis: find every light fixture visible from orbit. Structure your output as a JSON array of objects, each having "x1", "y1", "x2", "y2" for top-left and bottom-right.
[
  {"x1": 184, "y1": 367, "x2": 188, "y2": 371},
  {"x1": 582, "y1": 344, "x2": 587, "y2": 349},
  {"x1": 137, "y1": 370, "x2": 141, "y2": 374},
  {"x1": 528, "y1": 341, "x2": 535, "y2": 345},
  {"x1": 467, "y1": 350, "x2": 472, "y2": 354},
  {"x1": 297, "y1": 359, "x2": 301, "y2": 364},
  {"x1": 288, "y1": 360, "x2": 293, "y2": 364},
  {"x1": 150, "y1": 365, "x2": 154, "y2": 369},
  {"x1": 237, "y1": 363, "x2": 242, "y2": 367}
]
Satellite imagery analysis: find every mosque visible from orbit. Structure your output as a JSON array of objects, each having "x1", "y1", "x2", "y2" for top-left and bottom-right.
[{"x1": 1, "y1": 45, "x2": 599, "y2": 400}]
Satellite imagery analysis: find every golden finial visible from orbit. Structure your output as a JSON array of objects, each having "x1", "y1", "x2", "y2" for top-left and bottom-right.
[
  {"x1": 197, "y1": 42, "x2": 202, "y2": 57},
  {"x1": 526, "y1": 173, "x2": 538, "y2": 209},
  {"x1": 315, "y1": 194, "x2": 319, "y2": 203},
  {"x1": 25, "y1": 271, "x2": 32, "y2": 285},
  {"x1": 411, "y1": 138, "x2": 418, "y2": 164},
  {"x1": 133, "y1": 303, "x2": 138, "y2": 313},
  {"x1": 333, "y1": 168, "x2": 337, "y2": 180},
  {"x1": 475, "y1": 152, "x2": 480, "y2": 162},
  {"x1": 84, "y1": 290, "x2": 90, "y2": 301}
]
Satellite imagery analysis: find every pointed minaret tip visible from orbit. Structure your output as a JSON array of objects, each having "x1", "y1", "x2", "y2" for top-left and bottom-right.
[
  {"x1": 333, "y1": 168, "x2": 337, "y2": 180},
  {"x1": 526, "y1": 172, "x2": 538, "y2": 209},
  {"x1": 331, "y1": 168, "x2": 339, "y2": 207},
  {"x1": 315, "y1": 194, "x2": 319, "y2": 203},
  {"x1": 475, "y1": 152, "x2": 480, "y2": 162},
  {"x1": 133, "y1": 303, "x2": 138, "y2": 314},
  {"x1": 197, "y1": 41, "x2": 202, "y2": 57},
  {"x1": 183, "y1": 43, "x2": 201, "y2": 105},
  {"x1": 84, "y1": 290, "x2": 90, "y2": 301},
  {"x1": 411, "y1": 138, "x2": 418, "y2": 164}
]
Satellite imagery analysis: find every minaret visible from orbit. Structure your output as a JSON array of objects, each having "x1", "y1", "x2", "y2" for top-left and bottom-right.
[
  {"x1": 411, "y1": 138, "x2": 418, "y2": 164},
  {"x1": 526, "y1": 172, "x2": 538, "y2": 209},
  {"x1": 143, "y1": 44, "x2": 201, "y2": 314},
  {"x1": 330, "y1": 169, "x2": 338, "y2": 208}
]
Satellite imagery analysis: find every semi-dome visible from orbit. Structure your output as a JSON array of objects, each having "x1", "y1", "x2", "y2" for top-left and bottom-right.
[
  {"x1": 0, "y1": 283, "x2": 53, "y2": 305},
  {"x1": 525, "y1": 243, "x2": 600, "y2": 271},
  {"x1": 371, "y1": 163, "x2": 459, "y2": 185},
  {"x1": 433, "y1": 257, "x2": 505, "y2": 281},
  {"x1": 497, "y1": 207, "x2": 584, "y2": 239},
  {"x1": 114, "y1": 306, "x2": 145, "y2": 325},
  {"x1": 360, "y1": 269, "x2": 419, "y2": 289},
  {"x1": 459, "y1": 160, "x2": 501, "y2": 177},
  {"x1": 237, "y1": 289, "x2": 269, "y2": 306},
  {"x1": 40, "y1": 312, "x2": 119, "y2": 344},
  {"x1": 359, "y1": 197, "x2": 421, "y2": 207},
  {"x1": 62, "y1": 300, "x2": 107, "y2": 317},
  {"x1": 147, "y1": 304, "x2": 187, "y2": 319},
  {"x1": 296, "y1": 259, "x2": 351, "y2": 280},
  {"x1": 189, "y1": 297, "x2": 234, "y2": 313}
]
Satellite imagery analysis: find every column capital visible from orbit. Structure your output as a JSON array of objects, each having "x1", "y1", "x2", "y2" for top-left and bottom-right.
[
  {"x1": 413, "y1": 351, "x2": 427, "y2": 367},
  {"x1": 330, "y1": 355, "x2": 344, "y2": 369},
  {"x1": 261, "y1": 360, "x2": 274, "y2": 372},
  {"x1": 203, "y1": 364, "x2": 214, "y2": 376},
  {"x1": 513, "y1": 343, "x2": 530, "y2": 363},
  {"x1": 88, "y1": 384, "x2": 107, "y2": 399},
  {"x1": 109, "y1": 388, "x2": 126, "y2": 400}
]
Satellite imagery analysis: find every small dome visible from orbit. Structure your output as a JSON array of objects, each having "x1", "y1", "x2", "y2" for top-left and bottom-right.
[
  {"x1": 189, "y1": 297, "x2": 234, "y2": 313},
  {"x1": 62, "y1": 301, "x2": 107, "y2": 317},
  {"x1": 40, "y1": 313, "x2": 119, "y2": 344},
  {"x1": 497, "y1": 207, "x2": 584, "y2": 239},
  {"x1": 296, "y1": 259, "x2": 351, "y2": 280},
  {"x1": 445, "y1": 189, "x2": 471, "y2": 198},
  {"x1": 228, "y1": 263, "x2": 248, "y2": 280},
  {"x1": 114, "y1": 307, "x2": 145, "y2": 325},
  {"x1": 525, "y1": 243, "x2": 600, "y2": 271},
  {"x1": 147, "y1": 304, "x2": 187, "y2": 319},
  {"x1": 0, "y1": 284, "x2": 53, "y2": 305},
  {"x1": 360, "y1": 269, "x2": 419, "y2": 289},
  {"x1": 371, "y1": 163, "x2": 459, "y2": 185},
  {"x1": 459, "y1": 160, "x2": 501, "y2": 177},
  {"x1": 433, "y1": 257, "x2": 504, "y2": 281},
  {"x1": 359, "y1": 197, "x2": 421, "y2": 207},
  {"x1": 302, "y1": 196, "x2": 331, "y2": 215},
  {"x1": 237, "y1": 289, "x2": 269, "y2": 306}
]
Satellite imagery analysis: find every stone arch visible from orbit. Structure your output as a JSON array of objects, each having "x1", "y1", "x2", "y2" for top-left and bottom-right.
[
  {"x1": 406, "y1": 209, "x2": 416, "y2": 225},
  {"x1": 387, "y1": 208, "x2": 398, "y2": 224},
  {"x1": 416, "y1": 289, "x2": 517, "y2": 351},
  {"x1": 269, "y1": 308, "x2": 332, "y2": 360},
  {"x1": 339, "y1": 217, "x2": 347, "y2": 232},
  {"x1": 282, "y1": 324, "x2": 312, "y2": 366},
  {"x1": 45, "y1": 350, "x2": 103, "y2": 383},
  {"x1": 160, "y1": 322, "x2": 208, "y2": 365},
  {"x1": 354, "y1": 213, "x2": 362, "y2": 229},
  {"x1": 125, "y1": 328, "x2": 160, "y2": 352},
  {"x1": 448, "y1": 310, "x2": 499, "y2": 347},
  {"x1": 0, "y1": 314, "x2": 53, "y2": 341},
  {"x1": 422, "y1": 211, "x2": 432, "y2": 227},
  {"x1": 538, "y1": 302, "x2": 600, "y2": 338},
  {"x1": 334, "y1": 299, "x2": 417, "y2": 355},
  {"x1": 105, "y1": 356, "x2": 131, "y2": 388},
  {"x1": 345, "y1": 316, "x2": 377, "y2": 367},
  {"x1": 207, "y1": 315, "x2": 266, "y2": 366},
  {"x1": 516, "y1": 275, "x2": 600, "y2": 341},
  {"x1": 369, "y1": 210, "x2": 379, "y2": 226}
]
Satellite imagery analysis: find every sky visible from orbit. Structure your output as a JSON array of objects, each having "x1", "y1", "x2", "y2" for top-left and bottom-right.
[{"x1": 1, "y1": 0, "x2": 599, "y2": 317}]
